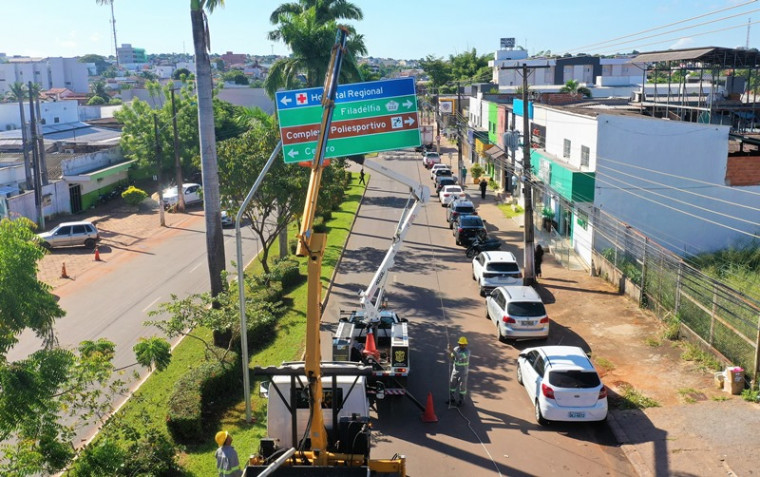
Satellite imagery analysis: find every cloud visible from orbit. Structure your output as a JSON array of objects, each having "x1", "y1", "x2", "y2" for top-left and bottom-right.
[{"x1": 670, "y1": 37, "x2": 695, "y2": 49}]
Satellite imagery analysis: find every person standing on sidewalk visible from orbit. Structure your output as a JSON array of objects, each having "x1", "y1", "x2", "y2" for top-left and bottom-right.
[
  {"x1": 448, "y1": 336, "x2": 470, "y2": 406},
  {"x1": 359, "y1": 168, "x2": 366, "y2": 185},
  {"x1": 535, "y1": 244, "x2": 544, "y2": 278},
  {"x1": 479, "y1": 178, "x2": 488, "y2": 199}
]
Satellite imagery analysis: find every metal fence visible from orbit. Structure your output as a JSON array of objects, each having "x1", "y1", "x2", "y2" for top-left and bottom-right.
[{"x1": 590, "y1": 208, "x2": 760, "y2": 386}]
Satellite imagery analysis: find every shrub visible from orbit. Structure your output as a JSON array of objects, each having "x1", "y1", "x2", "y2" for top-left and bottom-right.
[
  {"x1": 87, "y1": 95, "x2": 106, "y2": 105},
  {"x1": 271, "y1": 258, "x2": 301, "y2": 288},
  {"x1": 122, "y1": 186, "x2": 148, "y2": 206},
  {"x1": 165, "y1": 350, "x2": 240, "y2": 444},
  {"x1": 470, "y1": 163, "x2": 484, "y2": 180}
]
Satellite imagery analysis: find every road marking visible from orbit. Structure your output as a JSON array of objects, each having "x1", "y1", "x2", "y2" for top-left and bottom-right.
[
  {"x1": 142, "y1": 296, "x2": 161, "y2": 313},
  {"x1": 191, "y1": 262, "x2": 203, "y2": 273}
]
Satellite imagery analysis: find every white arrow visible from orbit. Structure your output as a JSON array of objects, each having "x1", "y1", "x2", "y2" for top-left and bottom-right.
[
  {"x1": 403, "y1": 100, "x2": 413, "y2": 109},
  {"x1": 404, "y1": 117, "x2": 416, "y2": 126},
  {"x1": 288, "y1": 149, "x2": 299, "y2": 158},
  {"x1": 280, "y1": 96, "x2": 292, "y2": 106}
]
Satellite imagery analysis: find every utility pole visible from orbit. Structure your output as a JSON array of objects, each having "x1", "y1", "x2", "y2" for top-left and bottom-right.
[
  {"x1": 154, "y1": 114, "x2": 165, "y2": 227},
  {"x1": 34, "y1": 91, "x2": 49, "y2": 185},
  {"x1": 27, "y1": 81, "x2": 43, "y2": 229},
  {"x1": 457, "y1": 81, "x2": 463, "y2": 175},
  {"x1": 500, "y1": 63, "x2": 549, "y2": 285},
  {"x1": 170, "y1": 87, "x2": 186, "y2": 211}
]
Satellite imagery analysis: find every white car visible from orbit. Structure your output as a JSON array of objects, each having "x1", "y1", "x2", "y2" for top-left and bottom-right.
[
  {"x1": 163, "y1": 183, "x2": 202, "y2": 208},
  {"x1": 422, "y1": 151, "x2": 441, "y2": 169},
  {"x1": 486, "y1": 286, "x2": 549, "y2": 342},
  {"x1": 472, "y1": 251, "x2": 522, "y2": 296},
  {"x1": 516, "y1": 345, "x2": 608, "y2": 425},
  {"x1": 429, "y1": 164, "x2": 450, "y2": 180},
  {"x1": 439, "y1": 185, "x2": 466, "y2": 206}
]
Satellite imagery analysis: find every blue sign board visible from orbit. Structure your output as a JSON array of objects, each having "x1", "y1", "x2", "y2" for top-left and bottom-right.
[
  {"x1": 513, "y1": 99, "x2": 534, "y2": 119},
  {"x1": 275, "y1": 77, "x2": 417, "y2": 111}
]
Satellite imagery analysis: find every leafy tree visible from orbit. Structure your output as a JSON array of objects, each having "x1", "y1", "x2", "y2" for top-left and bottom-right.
[
  {"x1": 358, "y1": 62, "x2": 381, "y2": 81},
  {"x1": 139, "y1": 71, "x2": 158, "y2": 81},
  {"x1": 191, "y1": 0, "x2": 226, "y2": 300},
  {"x1": 78, "y1": 54, "x2": 110, "y2": 74},
  {"x1": 214, "y1": 58, "x2": 225, "y2": 71},
  {"x1": 265, "y1": 1, "x2": 366, "y2": 97},
  {"x1": 133, "y1": 337, "x2": 172, "y2": 371},
  {"x1": 0, "y1": 218, "x2": 119, "y2": 476},
  {"x1": 222, "y1": 69, "x2": 249, "y2": 85},
  {"x1": 419, "y1": 55, "x2": 452, "y2": 89},
  {"x1": 560, "y1": 79, "x2": 592, "y2": 98},
  {"x1": 217, "y1": 121, "x2": 311, "y2": 273},
  {"x1": 87, "y1": 95, "x2": 106, "y2": 105},
  {"x1": 449, "y1": 48, "x2": 492, "y2": 83},
  {"x1": 90, "y1": 80, "x2": 110, "y2": 102},
  {"x1": 172, "y1": 67, "x2": 192, "y2": 80}
]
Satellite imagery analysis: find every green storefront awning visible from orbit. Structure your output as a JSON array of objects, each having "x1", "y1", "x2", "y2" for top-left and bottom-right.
[{"x1": 531, "y1": 151, "x2": 595, "y2": 203}]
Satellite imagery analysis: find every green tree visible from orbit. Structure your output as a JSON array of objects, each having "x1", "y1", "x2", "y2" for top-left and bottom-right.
[
  {"x1": 358, "y1": 62, "x2": 381, "y2": 81},
  {"x1": 560, "y1": 79, "x2": 592, "y2": 98},
  {"x1": 87, "y1": 95, "x2": 106, "y2": 105},
  {"x1": 265, "y1": 1, "x2": 366, "y2": 97},
  {"x1": 78, "y1": 54, "x2": 110, "y2": 74},
  {"x1": 191, "y1": 0, "x2": 226, "y2": 301},
  {"x1": 133, "y1": 337, "x2": 172, "y2": 371},
  {"x1": 0, "y1": 218, "x2": 118, "y2": 476},
  {"x1": 172, "y1": 67, "x2": 192, "y2": 80},
  {"x1": 222, "y1": 69, "x2": 249, "y2": 85},
  {"x1": 6, "y1": 82, "x2": 32, "y2": 189},
  {"x1": 214, "y1": 58, "x2": 225, "y2": 71},
  {"x1": 449, "y1": 48, "x2": 492, "y2": 83},
  {"x1": 419, "y1": 55, "x2": 452, "y2": 89},
  {"x1": 90, "y1": 80, "x2": 110, "y2": 103}
]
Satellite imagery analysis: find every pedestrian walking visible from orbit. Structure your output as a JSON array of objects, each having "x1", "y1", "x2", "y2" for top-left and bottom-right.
[
  {"x1": 535, "y1": 244, "x2": 544, "y2": 278},
  {"x1": 448, "y1": 336, "x2": 470, "y2": 406},
  {"x1": 215, "y1": 430, "x2": 243, "y2": 477},
  {"x1": 359, "y1": 168, "x2": 366, "y2": 185},
  {"x1": 479, "y1": 178, "x2": 488, "y2": 199}
]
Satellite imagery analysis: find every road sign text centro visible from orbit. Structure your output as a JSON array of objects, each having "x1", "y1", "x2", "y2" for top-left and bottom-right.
[{"x1": 275, "y1": 77, "x2": 421, "y2": 163}]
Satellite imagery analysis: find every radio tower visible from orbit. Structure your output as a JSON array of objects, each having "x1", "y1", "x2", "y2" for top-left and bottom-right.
[{"x1": 747, "y1": 18, "x2": 751, "y2": 49}]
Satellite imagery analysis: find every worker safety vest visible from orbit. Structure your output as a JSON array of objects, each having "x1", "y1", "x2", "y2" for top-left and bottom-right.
[{"x1": 452, "y1": 347, "x2": 470, "y2": 368}]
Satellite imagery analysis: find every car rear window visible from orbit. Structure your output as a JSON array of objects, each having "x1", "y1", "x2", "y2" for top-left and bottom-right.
[
  {"x1": 507, "y1": 301, "x2": 546, "y2": 316},
  {"x1": 548, "y1": 370, "x2": 601, "y2": 388},
  {"x1": 459, "y1": 216, "x2": 483, "y2": 227},
  {"x1": 436, "y1": 169, "x2": 453, "y2": 176},
  {"x1": 488, "y1": 262, "x2": 520, "y2": 273},
  {"x1": 455, "y1": 205, "x2": 475, "y2": 214}
]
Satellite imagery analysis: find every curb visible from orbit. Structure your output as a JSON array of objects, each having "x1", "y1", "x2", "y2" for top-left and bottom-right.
[{"x1": 606, "y1": 411, "x2": 652, "y2": 477}]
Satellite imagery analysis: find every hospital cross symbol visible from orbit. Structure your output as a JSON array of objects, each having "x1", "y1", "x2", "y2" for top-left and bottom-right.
[{"x1": 296, "y1": 93, "x2": 308, "y2": 105}]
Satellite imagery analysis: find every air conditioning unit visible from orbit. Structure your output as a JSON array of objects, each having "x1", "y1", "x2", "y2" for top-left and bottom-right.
[{"x1": 64, "y1": 149, "x2": 74, "y2": 154}]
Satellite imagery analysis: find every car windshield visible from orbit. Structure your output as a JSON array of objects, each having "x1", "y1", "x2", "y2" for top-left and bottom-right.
[
  {"x1": 436, "y1": 169, "x2": 452, "y2": 176},
  {"x1": 454, "y1": 205, "x2": 475, "y2": 213},
  {"x1": 438, "y1": 178, "x2": 455, "y2": 186},
  {"x1": 459, "y1": 216, "x2": 483, "y2": 227},
  {"x1": 507, "y1": 301, "x2": 546, "y2": 316},
  {"x1": 548, "y1": 370, "x2": 601, "y2": 389},
  {"x1": 488, "y1": 262, "x2": 520, "y2": 273}
]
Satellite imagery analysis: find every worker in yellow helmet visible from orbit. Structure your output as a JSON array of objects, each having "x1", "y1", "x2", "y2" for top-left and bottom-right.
[
  {"x1": 215, "y1": 430, "x2": 242, "y2": 477},
  {"x1": 448, "y1": 336, "x2": 470, "y2": 406}
]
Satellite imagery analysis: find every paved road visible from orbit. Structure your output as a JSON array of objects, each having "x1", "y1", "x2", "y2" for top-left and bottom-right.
[{"x1": 321, "y1": 151, "x2": 635, "y2": 476}]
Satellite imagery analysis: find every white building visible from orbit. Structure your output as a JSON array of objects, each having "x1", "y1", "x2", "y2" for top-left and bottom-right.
[
  {"x1": 0, "y1": 57, "x2": 89, "y2": 96},
  {"x1": 0, "y1": 100, "x2": 79, "y2": 132}
]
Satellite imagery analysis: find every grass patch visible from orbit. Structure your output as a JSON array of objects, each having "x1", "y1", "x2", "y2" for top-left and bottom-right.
[
  {"x1": 677, "y1": 388, "x2": 701, "y2": 404},
  {"x1": 679, "y1": 341, "x2": 723, "y2": 372},
  {"x1": 613, "y1": 384, "x2": 661, "y2": 409},
  {"x1": 741, "y1": 388, "x2": 759, "y2": 403},
  {"x1": 593, "y1": 356, "x2": 616, "y2": 373},
  {"x1": 77, "y1": 176, "x2": 364, "y2": 476},
  {"x1": 662, "y1": 317, "x2": 680, "y2": 341},
  {"x1": 711, "y1": 395, "x2": 730, "y2": 402},
  {"x1": 497, "y1": 203, "x2": 524, "y2": 219},
  {"x1": 644, "y1": 336, "x2": 661, "y2": 347}
]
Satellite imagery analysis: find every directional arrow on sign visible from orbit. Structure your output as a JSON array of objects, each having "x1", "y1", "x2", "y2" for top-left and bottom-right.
[
  {"x1": 288, "y1": 149, "x2": 299, "y2": 159},
  {"x1": 280, "y1": 96, "x2": 292, "y2": 106},
  {"x1": 403, "y1": 100, "x2": 413, "y2": 109},
  {"x1": 404, "y1": 117, "x2": 416, "y2": 126}
]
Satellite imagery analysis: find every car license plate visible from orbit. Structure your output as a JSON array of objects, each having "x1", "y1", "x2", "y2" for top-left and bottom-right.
[
  {"x1": 568, "y1": 411, "x2": 585, "y2": 418},
  {"x1": 523, "y1": 320, "x2": 535, "y2": 326}
]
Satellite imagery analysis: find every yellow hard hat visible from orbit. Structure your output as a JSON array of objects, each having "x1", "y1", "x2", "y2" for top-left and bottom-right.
[
  {"x1": 215, "y1": 430, "x2": 229, "y2": 447},
  {"x1": 458, "y1": 336, "x2": 468, "y2": 345}
]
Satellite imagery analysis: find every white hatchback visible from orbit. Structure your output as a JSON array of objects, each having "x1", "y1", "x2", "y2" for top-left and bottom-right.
[
  {"x1": 439, "y1": 185, "x2": 466, "y2": 206},
  {"x1": 163, "y1": 183, "x2": 203, "y2": 208},
  {"x1": 472, "y1": 251, "x2": 522, "y2": 296},
  {"x1": 486, "y1": 285, "x2": 549, "y2": 341},
  {"x1": 516, "y1": 345, "x2": 608, "y2": 425},
  {"x1": 429, "y1": 163, "x2": 450, "y2": 180}
]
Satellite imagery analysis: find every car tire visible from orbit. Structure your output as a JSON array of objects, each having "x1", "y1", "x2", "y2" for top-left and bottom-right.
[
  {"x1": 471, "y1": 272, "x2": 476, "y2": 281},
  {"x1": 497, "y1": 323, "x2": 506, "y2": 343},
  {"x1": 485, "y1": 307, "x2": 491, "y2": 320},
  {"x1": 516, "y1": 364, "x2": 523, "y2": 384},
  {"x1": 466, "y1": 248, "x2": 476, "y2": 258},
  {"x1": 449, "y1": 222, "x2": 453, "y2": 230},
  {"x1": 479, "y1": 284, "x2": 486, "y2": 297},
  {"x1": 40, "y1": 241, "x2": 51, "y2": 250},
  {"x1": 535, "y1": 401, "x2": 549, "y2": 426},
  {"x1": 84, "y1": 239, "x2": 96, "y2": 249},
  {"x1": 455, "y1": 238, "x2": 461, "y2": 246}
]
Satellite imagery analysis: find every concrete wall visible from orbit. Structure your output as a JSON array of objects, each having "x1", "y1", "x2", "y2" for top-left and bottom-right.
[
  {"x1": 596, "y1": 114, "x2": 759, "y2": 255},
  {"x1": 78, "y1": 104, "x2": 123, "y2": 120},
  {"x1": 62, "y1": 147, "x2": 123, "y2": 176},
  {"x1": 0, "y1": 100, "x2": 79, "y2": 130},
  {"x1": 7, "y1": 180, "x2": 72, "y2": 222}
]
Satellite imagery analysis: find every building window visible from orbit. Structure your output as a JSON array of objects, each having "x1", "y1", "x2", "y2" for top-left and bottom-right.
[
  {"x1": 581, "y1": 145, "x2": 590, "y2": 166},
  {"x1": 563, "y1": 139, "x2": 571, "y2": 158},
  {"x1": 54, "y1": 117, "x2": 59, "y2": 124}
]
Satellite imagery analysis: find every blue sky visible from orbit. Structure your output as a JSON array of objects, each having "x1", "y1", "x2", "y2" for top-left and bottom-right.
[{"x1": 1, "y1": 0, "x2": 758, "y2": 60}]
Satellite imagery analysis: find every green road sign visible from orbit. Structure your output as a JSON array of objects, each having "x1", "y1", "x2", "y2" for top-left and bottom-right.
[{"x1": 275, "y1": 78, "x2": 420, "y2": 163}]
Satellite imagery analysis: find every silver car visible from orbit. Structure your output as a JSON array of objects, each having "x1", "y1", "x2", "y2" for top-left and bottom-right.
[{"x1": 38, "y1": 221, "x2": 100, "y2": 249}]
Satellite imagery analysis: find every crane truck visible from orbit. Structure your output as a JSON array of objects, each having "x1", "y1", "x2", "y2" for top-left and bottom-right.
[
  {"x1": 332, "y1": 159, "x2": 430, "y2": 398},
  {"x1": 243, "y1": 28, "x2": 412, "y2": 476}
]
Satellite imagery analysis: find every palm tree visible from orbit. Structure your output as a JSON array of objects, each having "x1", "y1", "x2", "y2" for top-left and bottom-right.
[
  {"x1": 265, "y1": 3, "x2": 366, "y2": 96},
  {"x1": 269, "y1": 0, "x2": 362, "y2": 25},
  {"x1": 191, "y1": 0, "x2": 226, "y2": 300},
  {"x1": 7, "y1": 82, "x2": 32, "y2": 189},
  {"x1": 96, "y1": 0, "x2": 119, "y2": 65},
  {"x1": 560, "y1": 79, "x2": 592, "y2": 98}
]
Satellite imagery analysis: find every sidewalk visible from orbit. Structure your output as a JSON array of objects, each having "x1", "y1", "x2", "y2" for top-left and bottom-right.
[{"x1": 435, "y1": 133, "x2": 758, "y2": 476}]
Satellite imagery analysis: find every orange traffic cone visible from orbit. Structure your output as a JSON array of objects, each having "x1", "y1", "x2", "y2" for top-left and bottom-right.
[
  {"x1": 94, "y1": 247, "x2": 102, "y2": 261},
  {"x1": 362, "y1": 330, "x2": 380, "y2": 361},
  {"x1": 421, "y1": 392, "x2": 438, "y2": 423},
  {"x1": 61, "y1": 262, "x2": 69, "y2": 279}
]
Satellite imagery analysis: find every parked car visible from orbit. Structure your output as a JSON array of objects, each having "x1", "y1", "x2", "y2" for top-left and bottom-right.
[
  {"x1": 432, "y1": 167, "x2": 454, "y2": 182},
  {"x1": 472, "y1": 251, "x2": 522, "y2": 296},
  {"x1": 516, "y1": 345, "x2": 608, "y2": 425},
  {"x1": 163, "y1": 183, "x2": 203, "y2": 208},
  {"x1": 446, "y1": 199, "x2": 477, "y2": 229},
  {"x1": 439, "y1": 185, "x2": 466, "y2": 206},
  {"x1": 221, "y1": 210, "x2": 233, "y2": 227},
  {"x1": 434, "y1": 176, "x2": 458, "y2": 194},
  {"x1": 429, "y1": 163, "x2": 450, "y2": 180},
  {"x1": 486, "y1": 285, "x2": 548, "y2": 344},
  {"x1": 453, "y1": 214, "x2": 486, "y2": 246},
  {"x1": 37, "y1": 221, "x2": 100, "y2": 249},
  {"x1": 422, "y1": 151, "x2": 441, "y2": 169}
]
